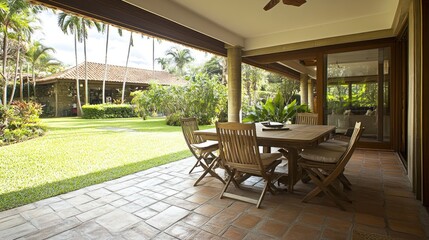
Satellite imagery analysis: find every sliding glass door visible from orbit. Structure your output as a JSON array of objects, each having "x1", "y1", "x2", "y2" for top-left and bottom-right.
[{"x1": 325, "y1": 48, "x2": 391, "y2": 143}]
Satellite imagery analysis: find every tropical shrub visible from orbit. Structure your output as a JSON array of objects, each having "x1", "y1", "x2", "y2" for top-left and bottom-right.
[
  {"x1": 132, "y1": 73, "x2": 227, "y2": 125},
  {"x1": 82, "y1": 104, "x2": 135, "y2": 119},
  {"x1": 165, "y1": 112, "x2": 182, "y2": 126},
  {"x1": 0, "y1": 101, "x2": 46, "y2": 145},
  {"x1": 243, "y1": 92, "x2": 309, "y2": 123},
  {"x1": 131, "y1": 84, "x2": 166, "y2": 120}
]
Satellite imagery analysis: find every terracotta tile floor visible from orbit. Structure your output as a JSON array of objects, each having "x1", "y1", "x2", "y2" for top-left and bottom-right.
[{"x1": 1, "y1": 150, "x2": 428, "y2": 239}]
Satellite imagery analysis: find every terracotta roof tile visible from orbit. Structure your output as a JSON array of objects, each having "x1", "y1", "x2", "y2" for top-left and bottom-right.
[{"x1": 37, "y1": 62, "x2": 186, "y2": 86}]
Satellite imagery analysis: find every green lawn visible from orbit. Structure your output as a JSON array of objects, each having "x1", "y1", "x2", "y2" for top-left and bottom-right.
[{"x1": 0, "y1": 117, "x2": 204, "y2": 211}]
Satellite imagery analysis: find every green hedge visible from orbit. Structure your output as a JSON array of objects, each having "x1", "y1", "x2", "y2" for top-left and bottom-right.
[
  {"x1": 82, "y1": 105, "x2": 105, "y2": 119},
  {"x1": 82, "y1": 104, "x2": 135, "y2": 119},
  {"x1": 103, "y1": 104, "x2": 135, "y2": 118}
]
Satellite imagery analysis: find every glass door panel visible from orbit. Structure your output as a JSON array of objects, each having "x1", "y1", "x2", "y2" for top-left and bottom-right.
[{"x1": 325, "y1": 48, "x2": 391, "y2": 143}]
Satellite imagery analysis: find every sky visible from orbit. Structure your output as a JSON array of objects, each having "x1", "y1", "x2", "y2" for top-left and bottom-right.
[{"x1": 33, "y1": 10, "x2": 212, "y2": 71}]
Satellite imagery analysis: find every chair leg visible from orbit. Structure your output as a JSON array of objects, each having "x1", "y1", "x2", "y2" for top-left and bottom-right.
[
  {"x1": 189, "y1": 156, "x2": 203, "y2": 174},
  {"x1": 194, "y1": 157, "x2": 225, "y2": 186},
  {"x1": 256, "y1": 180, "x2": 269, "y2": 208},
  {"x1": 220, "y1": 169, "x2": 236, "y2": 199},
  {"x1": 301, "y1": 167, "x2": 348, "y2": 210},
  {"x1": 302, "y1": 169, "x2": 324, "y2": 202},
  {"x1": 338, "y1": 173, "x2": 352, "y2": 190},
  {"x1": 328, "y1": 181, "x2": 352, "y2": 203}
]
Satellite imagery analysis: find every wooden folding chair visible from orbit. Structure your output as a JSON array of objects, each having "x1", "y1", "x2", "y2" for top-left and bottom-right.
[
  {"x1": 216, "y1": 122, "x2": 284, "y2": 208},
  {"x1": 180, "y1": 118, "x2": 225, "y2": 186},
  {"x1": 295, "y1": 113, "x2": 318, "y2": 125},
  {"x1": 298, "y1": 122, "x2": 364, "y2": 210}
]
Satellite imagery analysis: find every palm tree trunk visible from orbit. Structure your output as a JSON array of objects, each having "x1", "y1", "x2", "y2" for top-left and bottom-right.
[
  {"x1": 102, "y1": 25, "x2": 110, "y2": 104},
  {"x1": 32, "y1": 68, "x2": 36, "y2": 100},
  {"x1": 2, "y1": 34, "x2": 8, "y2": 105},
  {"x1": 19, "y1": 63, "x2": 23, "y2": 101},
  {"x1": 74, "y1": 32, "x2": 82, "y2": 115},
  {"x1": 83, "y1": 21, "x2": 89, "y2": 105},
  {"x1": 27, "y1": 64, "x2": 30, "y2": 101},
  {"x1": 9, "y1": 36, "x2": 21, "y2": 104},
  {"x1": 121, "y1": 32, "x2": 132, "y2": 104},
  {"x1": 152, "y1": 38, "x2": 155, "y2": 74}
]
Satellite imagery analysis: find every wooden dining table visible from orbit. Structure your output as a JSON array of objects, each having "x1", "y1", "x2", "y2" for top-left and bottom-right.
[{"x1": 194, "y1": 123, "x2": 336, "y2": 192}]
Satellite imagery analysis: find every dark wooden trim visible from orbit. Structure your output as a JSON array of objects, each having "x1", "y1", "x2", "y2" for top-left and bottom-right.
[
  {"x1": 30, "y1": 0, "x2": 227, "y2": 56},
  {"x1": 394, "y1": 24, "x2": 408, "y2": 162},
  {"x1": 422, "y1": 0, "x2": 429, "y2": 207},
  {"x1": 243, "y1": 59, "x2": 301, "y2": 80},
  {"x1": 246, "y1": 38, "x2": 396, "y2": 64},
  {"x1": 316, "y1": 53, "x2": 325, "y2": 124}
]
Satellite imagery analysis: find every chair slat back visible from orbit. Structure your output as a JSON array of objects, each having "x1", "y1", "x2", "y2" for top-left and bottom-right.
[
  {"x1": 180, "y1": 118, "x2": 204, "y2": 146},
  {"x1": 296, "y1": 113, "x2": 319, "y2": 125},
  {"x1": 326, "y1": 122, "x2": 364, "y2": 182},
  {"x1": 216, "y1": 122, "x2": 262, "y2": 173}
]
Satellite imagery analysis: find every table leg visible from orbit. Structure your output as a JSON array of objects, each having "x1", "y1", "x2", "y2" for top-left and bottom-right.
[{"x1": 286, "y1": 147, "x2": 299, "y2": 193}]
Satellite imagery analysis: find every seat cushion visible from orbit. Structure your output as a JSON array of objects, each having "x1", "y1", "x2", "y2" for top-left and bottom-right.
[
  {"x1": 192, "y1": 140, "x2": 218, "y2": 150},
  {"x1": 318, "y1": 140, "x2": 348, "y2": 152},
  {"x1": 300, "y1": 147, "x2": 344, "y2": 163}
]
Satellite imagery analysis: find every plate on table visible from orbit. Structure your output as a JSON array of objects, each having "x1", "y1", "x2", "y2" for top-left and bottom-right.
[{"x1": 261, "y1": 121, "x2": 284, "y2": 129}]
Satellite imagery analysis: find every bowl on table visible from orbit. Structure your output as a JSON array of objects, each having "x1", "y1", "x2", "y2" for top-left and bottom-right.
[{"x1": 261, "y1": 121, "x2": 284, "y2": 129}]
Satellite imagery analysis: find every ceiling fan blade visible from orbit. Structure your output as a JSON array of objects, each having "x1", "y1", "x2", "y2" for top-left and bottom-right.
[
  {"x1": 282, "y1": 0, "x2": 307, "y2": 7},
  {"x1": 264, "y1": 0, "x2": 280, "y2": 11}
]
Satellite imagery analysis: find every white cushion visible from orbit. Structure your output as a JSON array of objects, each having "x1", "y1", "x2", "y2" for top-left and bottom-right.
[
  {"x1": 325, "y1": 139, "x2": 349, "y2": 146},
  {"x1": 300, "y1": 147, "x2": 344, "y2": 163},
  {"x1": 192, "y1": 140, "x2": 218, "y2": 150},
  {"x1": 318, "y1": 139, "x2": 348, "y2": 152},
  {"x1": 337, "y1": 118, "x2": 349, "y2": 128}
]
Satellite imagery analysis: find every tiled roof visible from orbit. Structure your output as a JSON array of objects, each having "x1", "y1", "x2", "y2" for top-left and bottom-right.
[{"x1": 37, "y1": 61, "x2": 186, "y2": 86}]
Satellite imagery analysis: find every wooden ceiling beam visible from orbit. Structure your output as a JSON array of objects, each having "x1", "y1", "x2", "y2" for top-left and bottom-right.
[
  {"x1": 30, "y1": 0, "x2": 303, "y2": 78},
  {"x1": 243, "y1": 59, "x2": 301, "y2": 80},
  {"x1": 30, "y1": 0, "x2": 227, "y2": 56}
]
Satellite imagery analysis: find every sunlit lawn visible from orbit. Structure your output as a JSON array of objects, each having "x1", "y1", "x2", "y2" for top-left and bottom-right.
[{"x1": 0, "y1": 117, "x2": 208, "y2": 211}]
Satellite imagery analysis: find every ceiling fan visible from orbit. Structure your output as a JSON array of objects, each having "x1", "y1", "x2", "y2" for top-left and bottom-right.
[{"x1": 263, "y1": 0, "x2": 307, "y2": 11}]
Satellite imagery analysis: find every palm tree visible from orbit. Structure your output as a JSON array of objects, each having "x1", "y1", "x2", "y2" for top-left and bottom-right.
[
  {"x1": 57, "y1": 12, "x2": 83, "y2": 115},
  {"x1": 9, "y1": 34, "x2": 24, "y2": 103},
  {"x1": 155, "y1": 57, "x2": 170, "y2": 71},
  {"x1": 9, "y1": 13, "x2": 35, "y2": 103},
  {"x1": 26, "y1": 40, "x2": 55, "y2": 98},
  {"x1": 101, "y1": 24, "x2": 122, "y2": 104},
  {"x1": 57, "y1": 13, "x2": 101, "y2": 109},
  {"x1": 151, "y1": 37, "x2": 162, "y2": 73},
  {"x1": 81, "y1": 17, "x2": 101, "y2": 105},
  {"x1": 0, "y1": 0, "x2": 36, "y2": 104},
  {"x1": 165, "y1": 47, "x2": 194, "y2": 76},
  {"x1": 201, "y1": 55, "x2": 226, "y2": 83},
  {"x1": 121, "y1": 31, "x2": 133, "y2": 103},
  {"x1": 102, "y1": 24, "x2": 109, "y2": 104}
]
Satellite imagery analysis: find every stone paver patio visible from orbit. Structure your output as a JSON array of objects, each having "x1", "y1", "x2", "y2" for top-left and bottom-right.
[{"x1": 0, "y1": 150, "x2": 428, "y2": 239}]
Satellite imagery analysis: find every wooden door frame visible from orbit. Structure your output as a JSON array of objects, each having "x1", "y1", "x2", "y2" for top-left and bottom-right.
[{"x1": 422, "y1": 0, "x2": 429, "y2": 207}]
